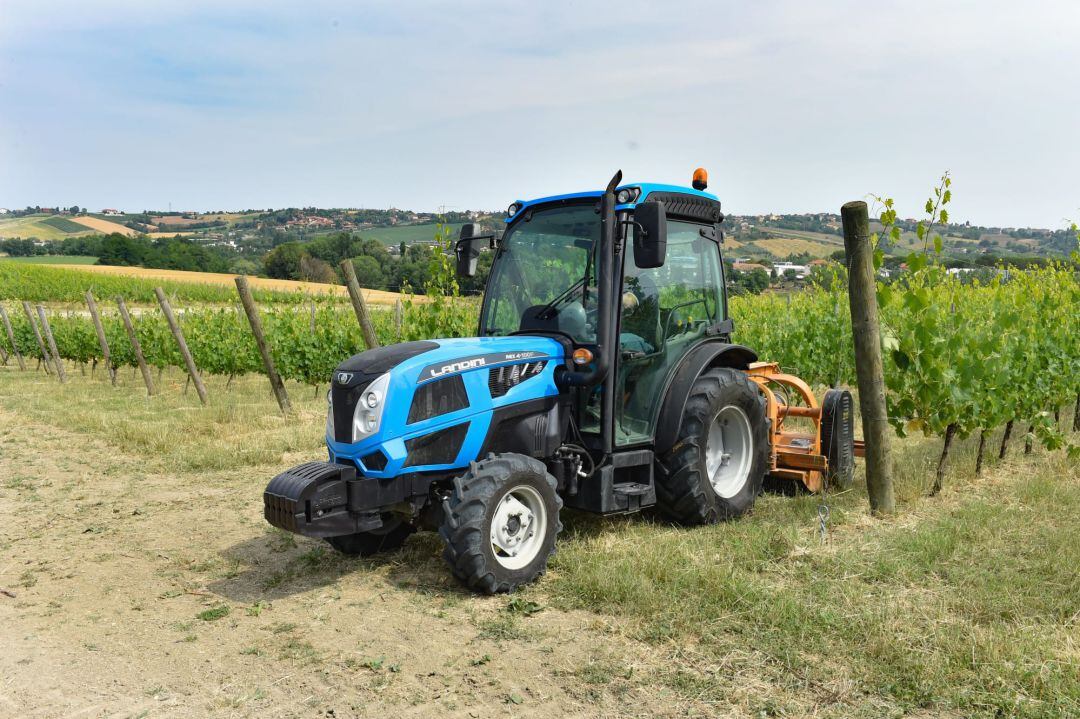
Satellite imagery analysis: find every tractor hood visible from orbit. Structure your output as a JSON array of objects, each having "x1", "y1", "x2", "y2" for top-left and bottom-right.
[{"x1": 326, "y1": 335, "x2": 566, "y2": 478}]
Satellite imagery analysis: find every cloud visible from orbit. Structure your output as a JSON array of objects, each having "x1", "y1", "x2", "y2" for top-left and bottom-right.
[{"x1": 1, "y1": 1, "x2": 1079, "y2": 225}]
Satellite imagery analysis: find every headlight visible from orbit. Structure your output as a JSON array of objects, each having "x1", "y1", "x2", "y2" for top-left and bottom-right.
[
  {"x1": 507, "y1": 203, "x2": 520, "y2": 217},
  {"x1": 616, "y1": 187, "x2": 639, "y2": 204},
  {"x1": 353, "y1": 372, "x2": 391, "y2": 442}
]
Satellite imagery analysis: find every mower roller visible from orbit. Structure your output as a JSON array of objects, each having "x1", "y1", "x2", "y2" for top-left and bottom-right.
[{"x1": 264, "y1": 168, "x2": 860, "y2": 593}]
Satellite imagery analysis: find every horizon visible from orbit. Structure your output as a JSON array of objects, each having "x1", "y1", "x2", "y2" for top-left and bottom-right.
[{"x1": 3, "y1": 2, "x2": 1079, "y2": 229}]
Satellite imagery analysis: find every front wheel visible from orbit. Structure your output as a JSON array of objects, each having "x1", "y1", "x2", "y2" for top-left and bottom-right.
[
  {"x1": 656, "y1": 367, "x2": 770, "y2": 524},
  {"x1": 440, "y1": 453, "x2": 563, "y2": 594}
]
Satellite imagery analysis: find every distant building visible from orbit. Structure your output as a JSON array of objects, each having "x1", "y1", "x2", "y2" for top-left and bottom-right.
[
  {"x1": 773, "y1": 262, "x2": 809, "y2": 279},
  {"x1": 0, "y1": 208, "x2": 8, "y2": 214},
  {"x1": 102, "y1": 208, "x2": 123, "y2": 215}
]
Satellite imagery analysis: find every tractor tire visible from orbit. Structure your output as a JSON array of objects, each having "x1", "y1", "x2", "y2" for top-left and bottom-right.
[
  {"x1": 656, "y1": 368, "x2": 769, "y2": 524},
  {"x1": 440, "y1": 453, "x2": 563, "y2": 594},
  {"x1": 821, "y1": 389, "x2": 856, "y2": 490},
  {"x1": 325, "y1": 517, "x2": 415, "y2": 557}
]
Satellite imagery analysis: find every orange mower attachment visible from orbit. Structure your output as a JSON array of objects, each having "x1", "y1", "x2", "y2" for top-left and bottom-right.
[{"x1": 744, "y1": 362, "x2": 863, "y2": 492}]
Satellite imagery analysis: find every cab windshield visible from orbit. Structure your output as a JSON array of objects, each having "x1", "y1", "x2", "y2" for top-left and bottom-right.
[{"x1": 480, "y1": 203, "x2": 600, "y2": 343}]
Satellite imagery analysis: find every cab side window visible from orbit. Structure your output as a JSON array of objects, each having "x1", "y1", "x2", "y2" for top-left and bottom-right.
[{"x1": 616, "y1": 219, "x2": 725, "y2": 445}]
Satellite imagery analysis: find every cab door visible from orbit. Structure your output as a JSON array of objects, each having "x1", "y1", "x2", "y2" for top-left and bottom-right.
[{"x1": 614, "y1": 218, "x2": 726, "y2": 446}]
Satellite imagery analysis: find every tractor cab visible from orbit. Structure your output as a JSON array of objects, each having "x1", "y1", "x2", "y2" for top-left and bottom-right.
[{"x1": 455, "y1": 172, "x2": 747, "y2": 508}]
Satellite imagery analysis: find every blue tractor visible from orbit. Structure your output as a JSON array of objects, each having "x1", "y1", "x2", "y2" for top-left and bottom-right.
[{"x1": 264, "y1": 169, "x2": 856, "y2": 593}]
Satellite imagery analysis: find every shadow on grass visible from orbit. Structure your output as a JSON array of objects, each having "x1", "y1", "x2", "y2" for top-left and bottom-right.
[{"x1": 205, "y1": 508, "x2": 670, "y2": 604}]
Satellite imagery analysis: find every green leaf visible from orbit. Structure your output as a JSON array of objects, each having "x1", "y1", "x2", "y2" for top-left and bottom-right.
[{"x1": 934, "y1": 235, "x2": 943, "y2": 254}]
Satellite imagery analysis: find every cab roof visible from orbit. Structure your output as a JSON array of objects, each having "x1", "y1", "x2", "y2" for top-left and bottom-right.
[{"x1": 506, "y1": 182, "x2": 720, "y2": 223}]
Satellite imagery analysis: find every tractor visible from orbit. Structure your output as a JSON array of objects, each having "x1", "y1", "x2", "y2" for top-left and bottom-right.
[{"x1": 264, "y1": 169, "x2": 857, "y2": 593}]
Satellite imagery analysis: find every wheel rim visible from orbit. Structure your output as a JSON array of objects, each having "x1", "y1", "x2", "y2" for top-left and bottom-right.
[
  {"x1": 704, "y1": 405, "x2": 754, "y2": 498},
  {"x1": 490, "y1": 484, "x2": 547, "y2": 570}
]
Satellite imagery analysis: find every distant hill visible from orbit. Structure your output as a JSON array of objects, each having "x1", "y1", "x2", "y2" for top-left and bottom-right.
[{"x1": 2, "y1": 206, "x2": 1073, "y2": 264}]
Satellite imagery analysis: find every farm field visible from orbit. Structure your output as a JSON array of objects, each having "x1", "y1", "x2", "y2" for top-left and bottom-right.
[
  {"x1": 0, "y1": 215, "x2": 94, "y2": 241},
  {"x1": 753, "y1": 236, "x2": 840, "y2": 258},
  {"x1": 68, "y1": 215, "x2": 139, "y2": 236},
  {"x1": 0, "y1": 255, "x2": 99, "y2": 264},
  {"x1": 352, "y1": 222, "x2": 465, "y2": 245},
  {"x1": 0, "y1": 366, "x2": 1076, "y2": 717},
  {"x1": 44, "y1": 263, "x2": 408, "y2": 304}
]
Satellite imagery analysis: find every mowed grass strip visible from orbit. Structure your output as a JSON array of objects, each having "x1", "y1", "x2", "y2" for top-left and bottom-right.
[{"x1": 548, "y1": 436, "x2": 1079, "y2": 717}]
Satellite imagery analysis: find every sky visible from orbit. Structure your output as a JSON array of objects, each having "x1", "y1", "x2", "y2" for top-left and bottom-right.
[{"x1": 2, "y1": 1, "x2": 1079, "y2": 228}]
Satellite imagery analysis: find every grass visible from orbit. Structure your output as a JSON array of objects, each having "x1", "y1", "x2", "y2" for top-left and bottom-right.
[
  {"x1": 1, "y1": 361, "x2": 1077, "y2": 717},
  {"x1": 547, "y1": 433, "x2": 1080, "y2": 717},
  {"x1": 336, "y1": 222, "x2": 464, "y2": 246},
  {"x1": 0, "y1": 367, "x2": 326, "y2": 471},
  {"x1": 2, "y1": 254, "x2": 99, "y2": 264}
]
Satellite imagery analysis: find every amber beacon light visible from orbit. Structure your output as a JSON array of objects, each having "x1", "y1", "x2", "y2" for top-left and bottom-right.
[{"x1": 692, "y1": 167, "x2": 708, "y2": 191}]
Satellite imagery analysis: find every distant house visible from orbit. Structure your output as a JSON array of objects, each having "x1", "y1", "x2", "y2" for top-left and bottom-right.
[
  {"x1": 773, "y1": 262, "x2": 809, "y2": 279},
  {"x1": 0, "y1": 208, "x2": 8, "y2": 214},
  {"x1": 102, "y1": 208, "x2": 123, "y2": 216}
]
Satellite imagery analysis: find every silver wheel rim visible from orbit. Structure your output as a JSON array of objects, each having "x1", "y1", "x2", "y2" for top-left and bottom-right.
[
  {"x1": 490, "y1": 484, "x2": 547, "y2": 571},
  {"x1": 705, "y1": 405, "x2": 753, "y2": 498}
]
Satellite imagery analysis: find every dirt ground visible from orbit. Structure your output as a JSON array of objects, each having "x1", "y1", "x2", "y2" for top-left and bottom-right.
[{"x1": 0, "y1": 407, "x2": 682, "y2": 719}]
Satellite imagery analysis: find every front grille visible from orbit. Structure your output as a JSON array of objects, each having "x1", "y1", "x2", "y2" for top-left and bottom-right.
[
  {"x1": 408, "y1": 375, "x2": 469, "y2": 424},
  {"x1": 488, "y1": 361, "x2": 546, "y2": 398},
  {"x1": 331, "y1": 378, "x2": 373, "y2": 444},
  {"x1": 403, "y1": 423, "x2": 469, "y2": 468}
]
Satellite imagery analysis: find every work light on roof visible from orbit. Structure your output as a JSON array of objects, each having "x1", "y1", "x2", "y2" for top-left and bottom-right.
[{"x1": 507, "y1": 203, "x2": 520, "y2": 217}]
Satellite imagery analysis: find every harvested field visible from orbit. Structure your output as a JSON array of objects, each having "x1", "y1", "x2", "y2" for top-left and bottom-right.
[
  {"x1": 69, "y1": 216, "x2": 139, "y2": 236},
  {"x1": 755, "y1": 236, "x2": 840, "y2": 258},
  {"x1": 47, "y1": 264, "x2": 408, "y2": 304}
]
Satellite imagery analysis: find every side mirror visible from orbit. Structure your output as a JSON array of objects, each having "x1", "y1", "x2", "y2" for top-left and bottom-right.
[
  {"x1": 456, "y1": 223, "x2": 482, "y2": 277},
  {"x1": 633, "y1": 200, "x2": 667, "y2": 269}
]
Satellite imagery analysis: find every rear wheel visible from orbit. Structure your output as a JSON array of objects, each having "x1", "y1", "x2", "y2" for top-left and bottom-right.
[
  {"x1": 821, "y1": 389, "x2": 855, "y2": 489},
  {"x1": 440, "y1": 453, "x2": 562, "y2": 594},
  {"x1": 656, "y1": 368, "x2": 769, "y2": 524},
  {"x1": 325, "y1": 517, "x2": 415, "y2": 557}
]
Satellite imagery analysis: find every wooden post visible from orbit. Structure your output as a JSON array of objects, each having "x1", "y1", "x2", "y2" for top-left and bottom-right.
[
  {"x1": 154, "y1": 287, "x2": 207, "y2": 405},
  {"x1": 0, "y1": 342, "x2": 7, "y2": 365},
  {"x1": 841, "y1": 201, "x2": 895, "y2": 514},
  {"x1": 1074, "y1": 394, "x2": 1080, "y2": 432},
  {"x1": 309, "y1": 298, "x2": 316, "y2": 334},
  {"x1": 85, "y1": 292, "x2": 116, "y2": 386},
  {"x1": 340, "y1": 259, "x2": 380, "y2": 350},
  {"x1": 117, "y1": 296, "x2": 155, "y2": 396},
  {"x1": 234, "y1": 276, "x2": 291, "y2": 413},
  {"x1": 36, "y1": 305, "x2": 67, "y2": 382},
  {"x1": 21, "y1": 301, "x2": 52, "y2": 375},
  {"x1": 394, "y1": 298, "x2": 403, "y2": 341},
  {"x1": 0, "y1": 305, "x2": 26, "y2": 370}
]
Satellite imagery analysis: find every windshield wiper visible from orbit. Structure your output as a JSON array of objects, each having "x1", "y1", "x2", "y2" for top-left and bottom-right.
[{"x1": 535, "y1": 277, "x2": 589, "y2": 320}]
